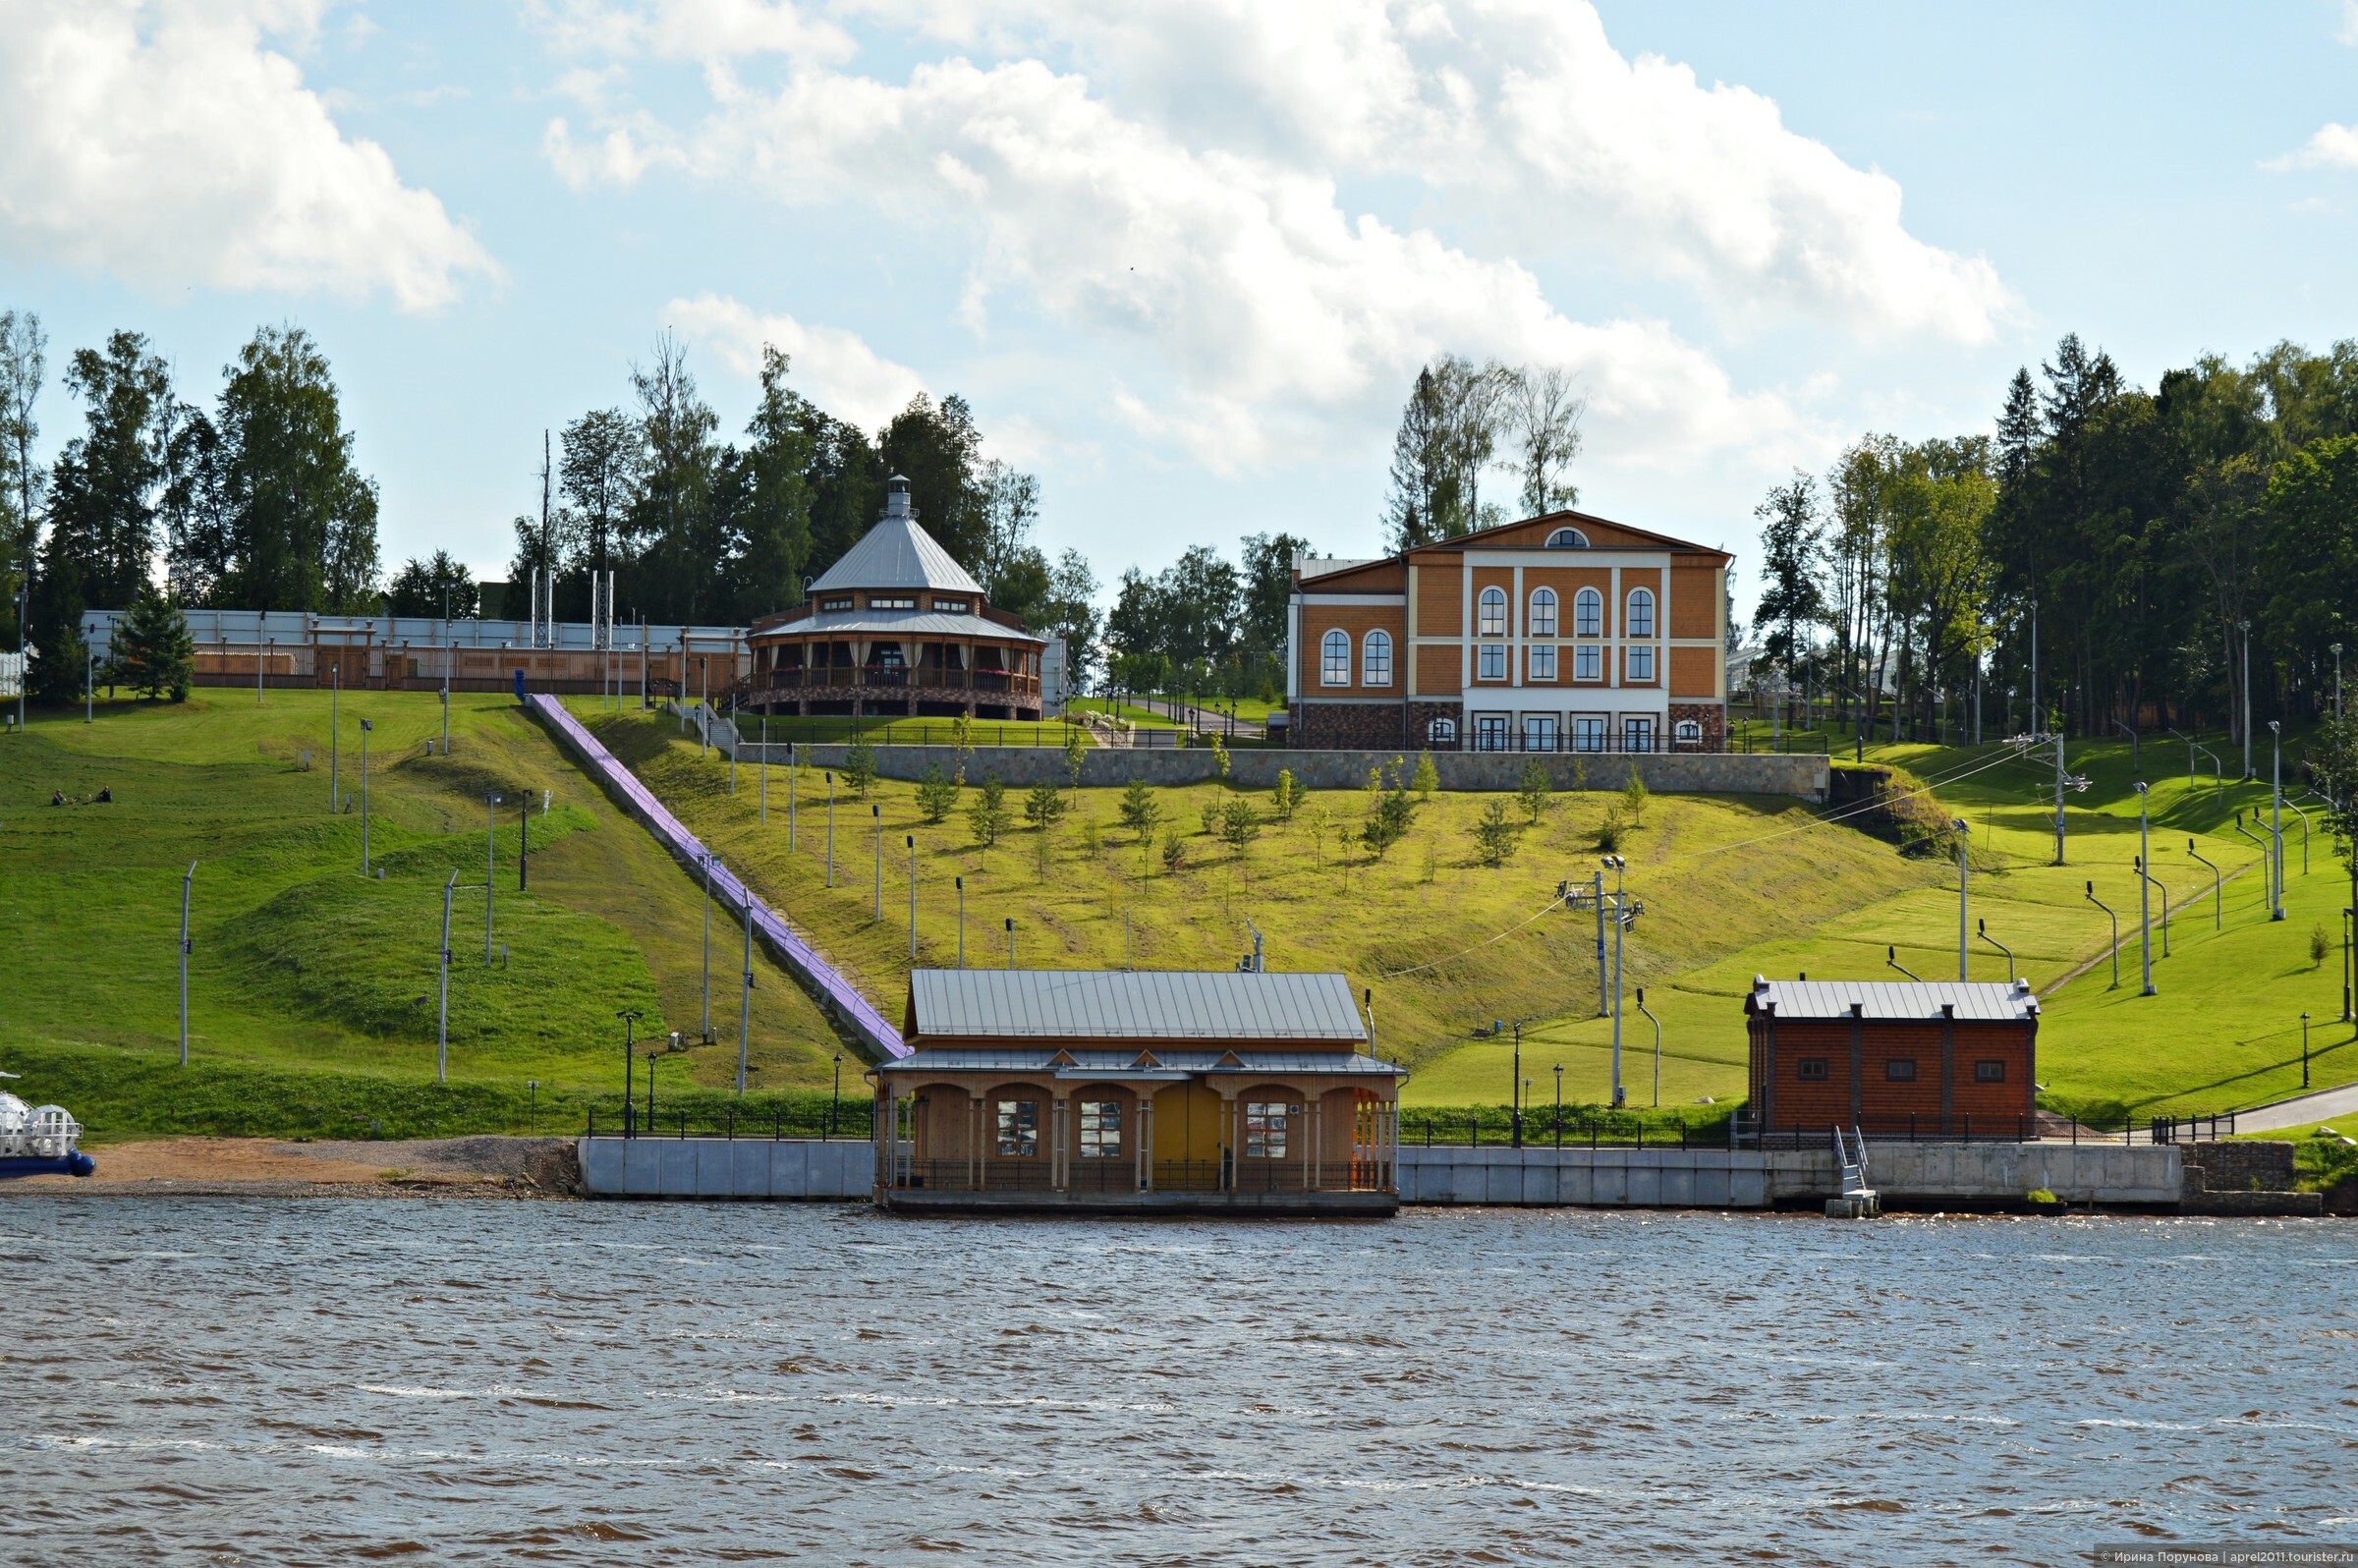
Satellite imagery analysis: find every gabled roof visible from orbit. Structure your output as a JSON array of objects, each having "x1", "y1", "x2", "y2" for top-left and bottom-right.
[
  {"x1": 907, "y1": 969, "x2": 1370, "y2": 1045},
  {"x1": 808, "y1": 477, "x2": 985, "y2": 596},
  {"x1": 1745, "y1": 977, "x2": 2040, "y2": 1023},
  {"x1": 1414, "y1": 508, "x2": 1732, "y2": 562}
]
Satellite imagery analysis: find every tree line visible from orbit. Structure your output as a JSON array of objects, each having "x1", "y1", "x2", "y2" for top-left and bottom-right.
[{"x1": 1750, "y1": 332, "x2": 2358, "y2": 749}]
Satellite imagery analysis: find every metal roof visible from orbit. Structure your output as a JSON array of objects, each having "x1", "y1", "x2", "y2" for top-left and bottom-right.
[
  {"x1": 808, "y1": 494, "x2": 984, "y2": 596},
  {"x1": 909, "y1": 970, "x2": 1370, "y2": 1045},
  {"x1": 882, "y1": 1047, "x2": 1402, "y2": 1077},
  {"x1": 1747, "y1": 977, "x2": 2039, "y2": 1023},
  {"x1": 757, "y1": 607, "x2": 1044, "y2": 644}
]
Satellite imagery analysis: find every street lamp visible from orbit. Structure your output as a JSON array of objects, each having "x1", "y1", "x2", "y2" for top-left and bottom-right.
[
  {"x1": 1636, "y1": 985, "x2": 1663, "y2": 1108},
  {"x1": 2188, "y1": 837, "x2": 2222, "y2": 930},
  {"x1": 737, "y1": 894, "x2": 754, "y2": 1094},
  {"x1": 1510, "y1": 1019, "x2": 1522, "y2": 1148},
  {"x1": 2135, "y1": 783, "x2": 2155, "y2": 995},
  {"x1": 359, "y1": 718, "x2": 373, "y2": 874},
  {"x1": 1603, "y1": 854, "x2": 1628, "y2": 1108},
  {"x1": 1552, "y1": 1063, "x2": 1564, "y2": 1147},
  {"x1": 484, "y1": 791, "x2": 501, "y2": 963},
  {"x1": 2084, "y1": 881, "x2": 2118, "y2": 988},
  {"x1": 825, "y1": 771, "x2": 835, "y2": 887},
  {"x1": 1953, "y1": 816, "x2": 1971, "y2": 980},
  {"x1": 956, "y1": 874, "x2": 966, "y2": 968},
  {"x1": 2302, "y1": 1011, "x2": 2313, "y2": 1090},
  {"x1": 2240, "y1": 618, "x2": 2253, "y2": 779},
  {"x1": 1006, "y1": 917, "x2": 1016, "y2": 970},
  {"x1": 871, "y1": 803, "x2": 882, "y2": 922},
  {"x1": 179, "y1": 860, "x2": 197, "y2": 1066},
  {"x1": 617, "y1": 1008, "x2": 644, "y2": 1137},
  {"x1": 831, "y1": 1052, "x2": 843, "y2": 1137},
  {"x1": 2270, "y1": 720, "x2": 2286, "y2": 921},
  {"x1": 437, "y1": 870, "x2": 457, "y2": 1083}
]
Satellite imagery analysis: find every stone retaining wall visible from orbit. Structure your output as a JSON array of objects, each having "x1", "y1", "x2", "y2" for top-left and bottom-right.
[
  {"x1": 578, "y1": 1137, "x2": 873, "y2": 1199},
  {"x1": 740, "y1": 744, "x2": 1828, "y2": 800}
]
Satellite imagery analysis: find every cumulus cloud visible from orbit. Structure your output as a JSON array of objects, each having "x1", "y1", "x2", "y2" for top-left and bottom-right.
[
  {"x1": 530, "y1": 0, "x2": 854, "y2": 67},
  {"x1": 664, "y1": 292, "x2": 926, "y2": 432},
  {"x1": 537, "y1": 0, "x2": 1974, "y2": 469},
  {"x1": 2267, "y1": 123, "x2": 2358, "y2": 171},
  {"x1": 0, "y1": 0, "x2": 495, "y2": 310}
]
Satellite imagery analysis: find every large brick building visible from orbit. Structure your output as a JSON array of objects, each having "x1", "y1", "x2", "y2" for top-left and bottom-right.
[
  {"x1": 1745, "y1": 977, "x2": 2041, "y2": 1140},
  {"x1": 1285, "y1": 510, "x2": 1732, "y2": 752}
]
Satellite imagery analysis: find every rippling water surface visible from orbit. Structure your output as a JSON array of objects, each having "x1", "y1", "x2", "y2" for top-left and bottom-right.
[{"x1": 9, "y1": 1200, "x2": 2357, "y2": 1565}]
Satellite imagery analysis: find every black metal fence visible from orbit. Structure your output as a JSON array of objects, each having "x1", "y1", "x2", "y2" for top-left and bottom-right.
[
  {"x1": 1412, "y1": 1112, "x2": 1721, "y2": 1149},
  {"x1": 586, "y1": 1104, "x2": 876, "y2": 1141},
  {"x1": 2148, "y1": 1113, "x2": 2237, "y2": 1144}
]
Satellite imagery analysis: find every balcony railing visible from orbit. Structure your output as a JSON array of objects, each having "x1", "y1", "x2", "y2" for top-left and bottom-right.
[
  {"x1": 883, "y1": 1154, "x2": 1392, "y2": 1195},
  {"x1": 750, "y1": 668, "x2": 1039, "y2": 695}
]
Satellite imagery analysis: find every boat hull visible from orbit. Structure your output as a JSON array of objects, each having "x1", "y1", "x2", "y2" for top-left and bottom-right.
[{"x1": 0, "y1": 1153, "x2": 95, "y2": 1179}]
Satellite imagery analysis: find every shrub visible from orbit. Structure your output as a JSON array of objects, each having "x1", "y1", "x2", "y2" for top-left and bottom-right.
[
  {"x1": 1160, "y1": 828, "x2": 1188, "y2": 874},
  {"x1": 967, "y1": 775, "x2": 1010, "y2": 848},
  {"x1": 1518, "y1": 758, "x2": 1550, "y2": 824},
  {"x1": 1211, "y1": 733, "x2": 1231, "y2": 782},
  {"x1": 2313, "y1": 923, "x2": 2330, "y2": 966},
  {"x1": 1474, "y1": 799, "x2": 1519, "y2": 867},
  {"x1": 1118, "y1": 779, "x2": 1161, "y2": 842},
  {"x1": 1412, "y1": 751, "x2": 1439, "y2": 800},
  {"x1": 1361, "y1": 781, "x2": 1417, "y2": 860},
  {"x1": 915, "y1": 765, "x2": 958, "y2": 824},
  {"x1": 842, "y1": 730, "x2": 877, "y2": 799},
  {"x1": 1063, "y1": 724, "x2": 1088, "y2": 795},
  {"x1": 1620, "y1": 765, "x2": 1649, "y2": 827},
  {"x1": 1271, "y1": 768, "x2": 1301, "y2": 822},
  {"x1": 1080, "y1": 814, "x2": 1101, "y2": 855},
  {"x1": 1201, "y1": 799, "x2": 1221, "y2": 837},
  {"x1": 1023, "y1": 781, "x2": 1067, "y2": 829},
  {"x1": 1219, "y1": 797, "x2": 1263, "y2": 853},
  {"x1": 1596, "y1": 808, "x2": 1624, "y2": 852}
]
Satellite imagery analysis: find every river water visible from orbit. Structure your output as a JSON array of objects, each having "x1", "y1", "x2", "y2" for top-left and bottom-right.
[{"x1": 8, "y1": 1200, "x2": 2355, "y2": 1565}]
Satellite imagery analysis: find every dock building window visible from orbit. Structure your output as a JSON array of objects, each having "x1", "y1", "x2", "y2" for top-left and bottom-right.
[
  {"x1": 1974, "y1": 1060, "x2": 2006, "y2": 1083},
  {"x1": 1797, "y1": 1057, "x2": 1829, "y2": 1081},
  {"x1": 1363, "y1": 630, "x2": 1392, "y2": 687},
  {"x1": 1478, "y1": 587, "x2": 1508, "y2": 637},
  {"x1": 1079, "y1": 1100, "x2": 1122, "y2": 1156},
  {"x1": 1884, "y1": 1059, "x2": 1918, "y2": 1083},
  {"x1": 1244, "y1": 1101, "x2": 1292, "y2": 1158},
  {"x1": 996, "y1": 1099, "x2": 1039, "y2": 1156}
]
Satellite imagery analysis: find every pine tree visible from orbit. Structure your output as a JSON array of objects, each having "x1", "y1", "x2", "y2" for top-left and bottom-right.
[
  {"x1": 968, "y1": 775, "x2": 1010, "y2": 848},
  {"x1": 1474, "y1": 800, "x2": 1519, "y2": 867},
  {"x1": 915, "y1": 764, "x2": 958, "y2": 824},
  {"x1": 118, "y1": 582, "x2": 194, "y2": 700},
  {"x1": 1517, "y1": 758, "x2": 1551, "y2": 824}
]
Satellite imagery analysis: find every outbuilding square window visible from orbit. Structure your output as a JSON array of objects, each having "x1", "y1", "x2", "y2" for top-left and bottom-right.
[
  {"x1": 1797, "y1": 1057, "x2": 1829, "y2": 1082},
  {"x1": 996, "y1": 1099, "x2": 1039, "y2": 1156},
  {"x1": 1244, "y1": 1101, "x2": 1292, "y2": 1158},
  {"x1": 1320, "y1": 629, "x2": 1351, "y2": 686},
  {"x1": 1478, "y1": 587, "x2": 1508, "y2": 637},
  {"x1": 1079, "y1": 1100, "x2": 1122, "y2": 1156},
  {"x1": 1478, "y1": 644, "x2": 1506, "y2": 680},
  {"x1": 1884, "y1": 1058, "x2": 1918, "y2": 1083},
  {"x1": 1974, "y1": 1059, "x2": 2006, "y2": 1083}
]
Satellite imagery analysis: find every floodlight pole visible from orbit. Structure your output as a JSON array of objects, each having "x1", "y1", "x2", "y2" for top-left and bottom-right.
[
  {"x1": 2135, "y1": 784, "x2": 2155, "y2": 995},
  {"x1": 1592, "y1": 868, "x2": 1607, "y2": 1016},
  {"x1": 485, "y1": 791, "x2": 500, "y2": 964},
  {"x1": 2186, "y1": 839, "x2": 2222, "y2": 929},
  {"x1": 2085, "y1": 881, "x2": 2119, "y2": 988},
  {"x1": 360, "y1": 718, "x2": 372, "y2": 874},
  {"x1": 737, "y1": 896, "x2": 753, "y2": 1094},
  {"x1": 1954, "y1": 817, "x2": 1971, "y2": 980},
  {"x1": 179, "y1": 860, "x2": 196, "y2": 1066},
  {"x1": 438, "y1": 870, "x2": 456, "y2": 1083},
  {"x1": 2116, "y1": 719, "x2": 2139, "y2": 781},
  {"x1": 618, "y1": 1008, "x2": 643, "y2": 1137},
  {"x1": 2270, "y1": 721, "x2": 2286, "y2": 921}
]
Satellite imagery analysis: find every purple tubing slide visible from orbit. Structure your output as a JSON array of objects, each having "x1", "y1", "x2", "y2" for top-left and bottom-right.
[{"x1": 529, "y1": 695, "x2": 908, "y2": 1060}]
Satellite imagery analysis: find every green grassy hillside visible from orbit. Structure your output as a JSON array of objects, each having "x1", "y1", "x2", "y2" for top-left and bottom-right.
[{"x1": 1, "y1": 690, "x2": 848, "y2": 1139}]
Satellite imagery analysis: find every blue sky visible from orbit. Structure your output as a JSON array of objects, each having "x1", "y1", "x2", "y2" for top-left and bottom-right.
[{"x1": 5, "y1": 1, "x2": 2358, "y2": 615}]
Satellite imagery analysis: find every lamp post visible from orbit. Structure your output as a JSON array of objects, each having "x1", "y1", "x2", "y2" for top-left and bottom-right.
[
  {"x1": 2334, "y1": 643, "x2": 2345, "y2": 732},
  {"x1": 2303, "y1": 1011, "x2": 2313, "y2": 1090},
  {"x1": 1552, "y1": 1063, "x2": 1563, "y2": 1146},
  {"x1": 737, "y1": 894, "x2": 753, "y2": 1094},
  {"x1": 2085, "y1": 881, "x2": 2118, "y2": 988},
  {"x1": 2188, "y1": 838, "x2": 2222, "y2": 930},
  {"x1": 2240, "y1": 618, "x2": 2253, "y2": 779},
  {"x1": 484, "y1": 791, "x2": 500, "y2": 964},
  {"x1": 179, "y1": 860, "x2": 196, "y2": 1066},
  {"x1": 437, "y1": 870, "x2": 456, "y2": 1084},
  {"x1": 787, "y1": 743, "x2": 798, "y2": 851},
  {"x1": 1605, "y1": 854, "x2": 1628, "y2": 1108},
  {"x1": 698, "y1": 655, "x2": 709, "y2": 758},
  {"x1": 527, "y1": 1079, "x2": 538, "y2": 1137},
  {"x1": 1976, "y1": 919, "x2": 2014, "y2": 982},
  {"x1": 330, "y1": 662, "x2": 339, "y2": 811},
  {"x1": 759, "y1": 715, "x2": 768, "y2": 824},
  {"x1": 701, "y1": 850, "x2": 714, "y2": 1040},
  {"x1": 871, "y1": 803, "x2": 882, "y2": 922},
  {"x1": 2115, "y1": 718, "x2": 2139, "y2": 781},
  {"x1": 2136, "y1": 784, "x2": 2155, "y2": 995},
  {"x1": 1006, "y1": 917, "x2": 1016, "y2": 970},
  {"x1": 831, "y1": 1052, "x2": 843, "y2": 1137},
  {"x1": 825, "y1": 771, "x2": 835, "y2": 887},
  {"x1": 617, "y1": 1008, "x2": 643, "y2": 1137},
  {"x1": 1637, "y1": 986, "x2": 1663, "y2": 1108},
  {"x1": 1509, "y1": 1020, "x2": 1522, "y2": 1148},
  {"x1": 729, "y1": 697, "x2": 738, "y2": 793},
  {"x1": 1954, "y1": 816, "x2": 1971, "y2": 980},
  {"x1": 907, "y1": 834, "x2": 918, "y2": 958},
  {"x1": 956, "y1": 875, "x2": 966, "y2": 968},
  {"x1": 2271, "y1": 721, "x2": 2286, "y2": 921},
  {"x1": 359, "y1": 718, "x2": 372, "y2": 874}
]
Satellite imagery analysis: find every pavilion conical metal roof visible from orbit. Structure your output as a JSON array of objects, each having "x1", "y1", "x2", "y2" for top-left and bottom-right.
[{"x1": 807, "y1": 476, "x2": 984, "y2": 597}]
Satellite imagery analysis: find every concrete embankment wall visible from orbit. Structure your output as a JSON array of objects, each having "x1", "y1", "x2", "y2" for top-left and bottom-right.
[
  {"x1": 740, "y1": 744, "x2": 1828, "y2": 801},
  {"x1": 576, "y1": 1137, "x2": 2181, "y2": 1207},
  {"x1": 578, "y1": 1137, "x2": 873, "y2": 1199}
]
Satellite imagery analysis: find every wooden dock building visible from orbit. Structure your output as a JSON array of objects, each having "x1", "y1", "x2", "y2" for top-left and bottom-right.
[{"x1": 1745, "y1": 977, "x2": 2040, "y2": 1141}]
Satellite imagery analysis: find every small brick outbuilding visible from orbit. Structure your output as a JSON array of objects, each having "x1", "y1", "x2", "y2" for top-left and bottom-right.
[{"x1": 1745, "y1": 977, "x2": 2039, "y2": 1140}]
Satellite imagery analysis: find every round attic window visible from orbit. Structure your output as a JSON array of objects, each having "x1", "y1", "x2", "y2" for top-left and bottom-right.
[{"x1": 1545, "y1": 528, "x2": 1590, "y2": 548}]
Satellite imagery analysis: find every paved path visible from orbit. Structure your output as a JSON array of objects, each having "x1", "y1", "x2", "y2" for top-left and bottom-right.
[{"x1": 2233, "y1": 1079, "x2": 2358, "y2": 1132}]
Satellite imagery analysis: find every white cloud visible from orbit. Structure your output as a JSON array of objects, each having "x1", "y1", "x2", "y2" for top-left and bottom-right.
[
  {"x1": 0, "y1": 0, "x2": 495, "y2": 310},
  {"x1": 665, "y1": 292, "x2": 926, "y2": 432},
  {"x1": 2341, "y1": 0, "x2": 2358, "y2": 45},
  {"x1": 2267, "y1": 122, "x2": 2358, "y2": 171},
  {"x1": 530, "y1": 0, "x2": 853, "y2": 67}
]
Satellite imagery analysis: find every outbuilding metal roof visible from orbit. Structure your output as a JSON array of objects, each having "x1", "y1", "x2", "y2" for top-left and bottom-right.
[
  {"x1": 808, "y1": 513, "x2": 984, "y2": 596},
  {"x1": 1747, "y1": 976, "x2": 2039, "y2": 1023},
  {"x1": 759, "y1": 607, "x2": 1044, "y2": 644},
  {"x1": 909, "y1": 970, "x2": 1370, "y2": 1045},
  {"x1": 881, "y1": 1047, "x2": 1403, "y2": 1077}
]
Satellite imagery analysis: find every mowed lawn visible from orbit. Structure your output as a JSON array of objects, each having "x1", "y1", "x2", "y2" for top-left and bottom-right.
[
  {"x1": 1, "y1": 690, "x2": 849, "y2": 1139},
  {"x1": 577, "y1": 703, "x2": 1947, "y2": 1113}
]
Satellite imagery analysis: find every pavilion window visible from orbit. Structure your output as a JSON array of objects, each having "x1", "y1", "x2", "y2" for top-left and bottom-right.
[
  {"x1": 1244, "y1": 1101, "x2": 1293, "y2": 1158},
  {"x1": 996, "y1": 1099, "x2": 1039, "y2": 1156},
  {"x1": 1078, "y1": 1100, "x2": 1122, "y2": 1156}
]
